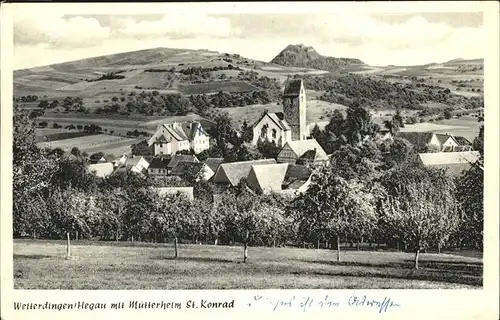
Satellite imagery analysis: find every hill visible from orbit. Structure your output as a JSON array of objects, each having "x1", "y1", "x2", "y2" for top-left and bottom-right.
[{"x1": 270, "y1": 44, "x2": 364, "y2": 71}]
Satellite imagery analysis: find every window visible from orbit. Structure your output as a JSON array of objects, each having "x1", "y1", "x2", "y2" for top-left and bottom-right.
[{"x1": 272, "y1": 129, "x2": 277, "y2": 139}]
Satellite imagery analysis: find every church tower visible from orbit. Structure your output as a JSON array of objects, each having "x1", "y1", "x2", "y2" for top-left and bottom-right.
[{"x1": 282, "y1": 78, "x2": 307, "y2": 141}]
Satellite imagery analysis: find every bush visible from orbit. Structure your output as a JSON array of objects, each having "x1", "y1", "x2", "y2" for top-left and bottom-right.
[{"x1": 406, "y1": 116, "x2": 418, "y2": 125}]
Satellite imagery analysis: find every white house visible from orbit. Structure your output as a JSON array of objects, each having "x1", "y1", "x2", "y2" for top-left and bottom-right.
[
  {"x1": 147, "y1": 121, "x2": 210, "y2": 156},
  {"x1": 124, "y1": 156, "x2": 150, "y2": 173},
  {"x1": 88, "y1": 162, "x2": 114, "y2": 178},
  {"x1": 397, "y1": 132, "x2": 471, "y2": 152},
  {"x1": 252, "y1": 112, "x2": 292, "y2": 147}
]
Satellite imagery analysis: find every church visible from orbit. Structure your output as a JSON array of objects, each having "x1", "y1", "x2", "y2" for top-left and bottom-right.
[{"x1": 252, "y1": 78, "x2": 309, "y2": 147}]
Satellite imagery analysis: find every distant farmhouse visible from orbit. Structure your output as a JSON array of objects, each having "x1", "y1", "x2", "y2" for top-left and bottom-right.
[
  {"x1": 397, "y1": 132, "x2": 473, "y2": 152},
  {"x1": 418, "y1": 151, "x2": 481, "y2": 177},
  {"x1": 147, "y1": 121, "x2": 210, "y2": 156}
]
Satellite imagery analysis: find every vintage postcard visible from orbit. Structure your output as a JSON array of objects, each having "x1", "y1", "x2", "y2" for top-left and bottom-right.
[{"x1": 1, "y1": 1, "x2": 498, "y2": 319}]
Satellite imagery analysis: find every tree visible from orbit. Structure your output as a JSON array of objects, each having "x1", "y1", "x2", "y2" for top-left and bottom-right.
[
  {"x1": 235, "y1": 142, "x2": 261, "y2": 161},
  {"x1": 290, "y1": 168, "x2": 377, "y2": 262},
  {"x1": 382, "y1": 138, "x2": 417, "y2": 169},
  {"x1": 473, "y1": 124, "x2": 484, "y2": 156},
  {"x1": 47, "y1": 187, "x2": 99, "y2": 257},
  {"x1": 157, "y1": 193, "x2": 192, "y2": 258},
  {"x1": 257, "y1": 138, "x2": 281, "y2": 159},
  {"x1": 379, "y1": 166, "x2": 459, "y2": 268},
  {"x1": 443, "y1": 109, "x2": 452, "y2": 119},
  {"x1": 240, "y1": 120, "x2": 254, "y2": 143},
  {"x1": 70, "y1": 147, "x2": 81, "y2": 157},
  {"x1": 454, "y1": 161, "x2": 484, "y2": 250},
  {"x1": 393, "y1": 109, "x2": 404, "y2": 128},
  {"x1": 383, "y1": 119, "x2": 400, "y2": 135},
  {"x1": 206, "y1": 111, "x2": 240, "y2": 159},
  {"x1": 344, "y1": 102, "x2": 379, "y2": 145}
]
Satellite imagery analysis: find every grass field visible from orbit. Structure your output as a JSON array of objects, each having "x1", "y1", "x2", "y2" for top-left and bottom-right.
[
  {"x1": 36, "y1": 134, "x2": 138, "y2": 153},
  {"x1": 13, "y1": 240, "x2": 482, "y2": 290},
  {"x1": 35, "y1": 131, "x2": 94, "y2": 143}
]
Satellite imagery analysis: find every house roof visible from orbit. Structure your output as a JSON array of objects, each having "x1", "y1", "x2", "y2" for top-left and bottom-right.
[
  {"x1": 426, "y1": 163, "x2": 475, "y2": 177},
  {"x1": 167, "y1": 154, "x2": 199, "y2": 169},
  {"x1": 283, "y1": 79, "x2": 303, "y2": 97},
  {"x1": 434, "y1": 133, "x2": 454, "y2": 145},
  {"x1": 154, "y1": 187, "x2": 194, "y2": 200},
  {"x1": 418, "y1": 151, "x2": 480, "y2": 166},
  {"x1": 213, "y1": 159, "x2": 277, "y2": 186},
  {"x1": 254, "y1": 112, "x2": 291, "y2": 131},
  {"x1": 204, "y1": 157, "x2": 224, "y2": 173},
  {"x1": 454, "y1": 136, "x2": 472, "y2": 146},
  {"x1": 149, "y1": 157, "x2": 171, "y2": 169},
  {"x1": 88, "y1": 162, "x2": 114, "y2": 178},
  {"x1": 397, "y1": 132, "x2": 434, "y2": 146},
  {"x1": 267, "y1": 112, "x2": 291, "y2": 131},
  {"x1": 282, "y1": 164, "x2": 312, "y2": 189},
  {"x1": 248, "y1": 163, "x2": 289, "y2": 193},
  {"x1": 125, "y1": 156, "x2": 147, "y2": 167},
  {"x1": 181, "y1": 121, "x2": 207, "y2": 140},
  {"x1": 170, "y1": 161, "x2": 206, "y2": 176},
  {"x1": 284, "y1": 139, "x2": 329, "y2": 161}
]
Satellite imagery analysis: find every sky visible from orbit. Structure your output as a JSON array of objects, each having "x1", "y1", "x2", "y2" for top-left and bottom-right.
[{"x1": 12, "y1": 5, "x2": 485, "y2": 70}]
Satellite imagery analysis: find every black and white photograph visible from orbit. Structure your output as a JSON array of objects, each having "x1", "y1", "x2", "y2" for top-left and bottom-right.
[{"x1": 3, "y1": 2, "x2": 496, "y2": 298}]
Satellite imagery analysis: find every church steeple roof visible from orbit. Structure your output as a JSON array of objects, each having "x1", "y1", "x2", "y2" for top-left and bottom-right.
[{"x1": 283, "y1": 78, "x2": 303, "y2": 97}]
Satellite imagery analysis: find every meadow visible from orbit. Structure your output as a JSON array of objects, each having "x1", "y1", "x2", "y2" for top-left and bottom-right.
[
  {"x1": 36, "y1": 134, "x2": 140, "y2": 154},
  {"x1": 13, "y1": 240, "x2": 482, "y2": 290}
]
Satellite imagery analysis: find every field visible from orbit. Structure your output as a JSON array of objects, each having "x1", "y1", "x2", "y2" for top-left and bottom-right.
[
  {"x1": 13, "y1": 240, "x2": 482, "y2": 290},
  {"x1": 36, "y1": 134, "x2": 142, "y2": 155},
  {"x1": 35, "y1": 131, "x2": 94, "y2": 143}
]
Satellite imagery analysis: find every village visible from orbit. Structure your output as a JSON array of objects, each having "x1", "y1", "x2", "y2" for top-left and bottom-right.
[{"x1": 81, "y1": 78, "x2": 481, "y2": 200}]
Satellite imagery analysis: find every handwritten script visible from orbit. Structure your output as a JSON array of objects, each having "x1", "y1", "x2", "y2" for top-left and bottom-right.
[{"x1": 249, "y1": 294, "x2": 400, "y2": 314}]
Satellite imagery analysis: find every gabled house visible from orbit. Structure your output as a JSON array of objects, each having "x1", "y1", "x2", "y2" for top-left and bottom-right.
[
  {"x1": 397, "y1": 132, "x2": 472, "y2": 152},
  {"x1": 252, "y1": 111, "x2": 292, "y2": 147},
  {"x1": 170, "y1": 161, "x2": 215, "y2": 181},
  {"x1": 418, "y1": 151, "x2": 481, "y2": 177},
  {"x1": 124, "y1": 156, "x2": 150, "y2": 173},
  {"x1": 246, "y1": 163, "x2": 289, "y2": 194},
  {"x1": 147, "y1": 121, "x2": 210, "y2": 156},
  {"x1": 147, "y1": 157, "x2": 171, "y2": 181},
  {"x1": 88, "y1": 162, "x2": 114, "y2": 178},
  {"x1": 212, "y1": 159, "x2": 277, "y2": 186},
  {"x1": 277, "y1": 138, "x2": 329, "y2": 165}
]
